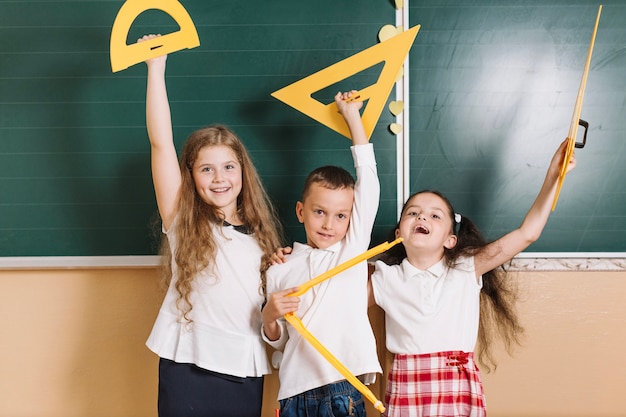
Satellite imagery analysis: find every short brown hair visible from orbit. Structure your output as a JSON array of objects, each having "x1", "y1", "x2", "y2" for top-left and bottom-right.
[{"x1": 301, "y1": 165, "x2": 355, "y2": 201}]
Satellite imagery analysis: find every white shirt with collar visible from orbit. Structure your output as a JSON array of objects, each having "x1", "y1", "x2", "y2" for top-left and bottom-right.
[
  {"x1": 371, "y1": 256, "x2": 482, "y2": 354},
  {"x1": 146, "y1": 222, "x2": 271, "y2": 378},
  {"x1": 264, "y1": 143, "x2": 382, "y2": 401}
]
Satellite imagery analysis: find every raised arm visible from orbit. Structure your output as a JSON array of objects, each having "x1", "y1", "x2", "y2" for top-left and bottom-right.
[
  {"x1": 335, "y1": 91, "x2": 367, "y2": 146},
  {"x1": 474, "y1": 139, "x2": 577, "y2": 277},
  {"x1": 334, "y1": 91, "x2": 379, "y2": 245},
  {"x1": 140, "y1": 34, "x2": 181, "y2": 229}
]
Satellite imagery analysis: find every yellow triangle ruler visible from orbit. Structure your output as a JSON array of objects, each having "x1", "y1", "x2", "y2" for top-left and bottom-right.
[
  {"x1": 271, "y1": 25, "x2": 420, "y2": 140},
  {"x1": 110, "y1": 0, "x2": 200, "y2": 72}
]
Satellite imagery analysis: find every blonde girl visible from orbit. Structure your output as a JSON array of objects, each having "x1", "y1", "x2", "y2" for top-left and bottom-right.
[{"x1": 140, "y1": 35, "x2": 283, "y2": 417}]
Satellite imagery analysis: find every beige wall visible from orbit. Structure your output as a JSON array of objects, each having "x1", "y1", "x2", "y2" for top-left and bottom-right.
[{"x1": 0, "y1": 266, "x2": 624, "y2": 417}]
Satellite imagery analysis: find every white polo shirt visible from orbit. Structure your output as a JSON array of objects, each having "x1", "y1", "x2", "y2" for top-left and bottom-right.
[{"x1": 371, "y1": 256, "x2": 482, "y2": 354}]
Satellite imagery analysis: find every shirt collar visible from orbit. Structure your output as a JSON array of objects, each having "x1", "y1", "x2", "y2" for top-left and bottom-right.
[
  {"x1": 292, "y1": 240, "x2": 342, "y2": 255},
  {"x1": 401, "y1": 257, "x2": 446, "y2": 279},
  {"x1": 223, "y1": 221, "x2": 251, "y2": 235}
]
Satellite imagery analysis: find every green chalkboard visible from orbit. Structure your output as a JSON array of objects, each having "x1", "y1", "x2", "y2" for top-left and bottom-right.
[
  {"x1": 2, "y1": 1, "x2": 625, "y2": 257},
  {"x1": 0, "y1": 0, "x2": 398, "y2": 256},
  {"x1": 408, "y1": 1, "x2": 626, "y2": 253}
]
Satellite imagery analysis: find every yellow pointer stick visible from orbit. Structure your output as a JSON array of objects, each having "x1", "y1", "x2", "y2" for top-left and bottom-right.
[
  {"x1": 284, "y1": 313, "x2": 386, "y2": 413},
  {"x1": 552, "y1": 4, "x2": 602, "y2": 211},
  {"x1": 289, "y1": 237, "x2": 403, "y2": 297},
  {"x1": 284, "y1": 237, "x2": 403, "y2": 413}
]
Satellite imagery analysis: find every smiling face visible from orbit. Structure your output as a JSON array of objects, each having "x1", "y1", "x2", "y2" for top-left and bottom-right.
[
  {"x1": 191, "y1": 144, "x2": 242, "y2": 223},
  {"x1": 396, "y1": 192, "x2": 457, "y2": 257},
  {"x1": 296, "y1": 182, "x2": 354, "y2": 250}
]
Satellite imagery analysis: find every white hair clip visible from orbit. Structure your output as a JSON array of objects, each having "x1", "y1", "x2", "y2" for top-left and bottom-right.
[{"x1": 454, "y1": 213, "x2": 461, "y2": 224}]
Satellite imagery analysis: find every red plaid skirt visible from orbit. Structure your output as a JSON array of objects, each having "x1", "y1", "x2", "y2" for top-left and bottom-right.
[{"x1": 384, "y1": 351, "x2": 486, "y2": 417}]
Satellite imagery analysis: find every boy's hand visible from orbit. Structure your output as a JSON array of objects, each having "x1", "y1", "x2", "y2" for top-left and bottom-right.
[
  {"x1": 262, "y1": 287, "x2": 300, "y2": 341},
  {"x1": 335, "y1": 90, "x2": 367, "y2": 145},
  {"x1": 335, "y1": 90, "x2": 363, "y2": 115},
  {"x1": 263, "y1": 288, "x2": 300, "y2": 321}
]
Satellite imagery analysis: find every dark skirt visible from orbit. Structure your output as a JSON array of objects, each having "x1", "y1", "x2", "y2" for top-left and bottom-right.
[{"x1": 158, "y1": 358, "x2": 264, "y2": 417}]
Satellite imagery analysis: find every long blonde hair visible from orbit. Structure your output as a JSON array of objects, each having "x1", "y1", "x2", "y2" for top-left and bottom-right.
[{"x1": 160, "y1": 125, "x2": 283, "y2": 321}]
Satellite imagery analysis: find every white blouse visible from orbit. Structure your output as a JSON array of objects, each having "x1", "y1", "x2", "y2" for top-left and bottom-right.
[{"x1": 146, "y1": 222, "x2": 271, "y2": 378}]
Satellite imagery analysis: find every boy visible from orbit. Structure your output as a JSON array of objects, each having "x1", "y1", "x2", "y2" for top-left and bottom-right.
[{"x1": 262, "y1": 90, "x2": 381, "y2": 417}]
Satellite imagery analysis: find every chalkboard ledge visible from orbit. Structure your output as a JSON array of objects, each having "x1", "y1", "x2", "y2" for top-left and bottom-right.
[
  {"x1": 0, "y1": 254, "x2": 625, "y2": 271},
  {"x1": 510, "y1": 253, "x2": 626, "y2": 272},
  {"x1": 0, "y1": 256, "x2": 160, "y2": 270}
]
